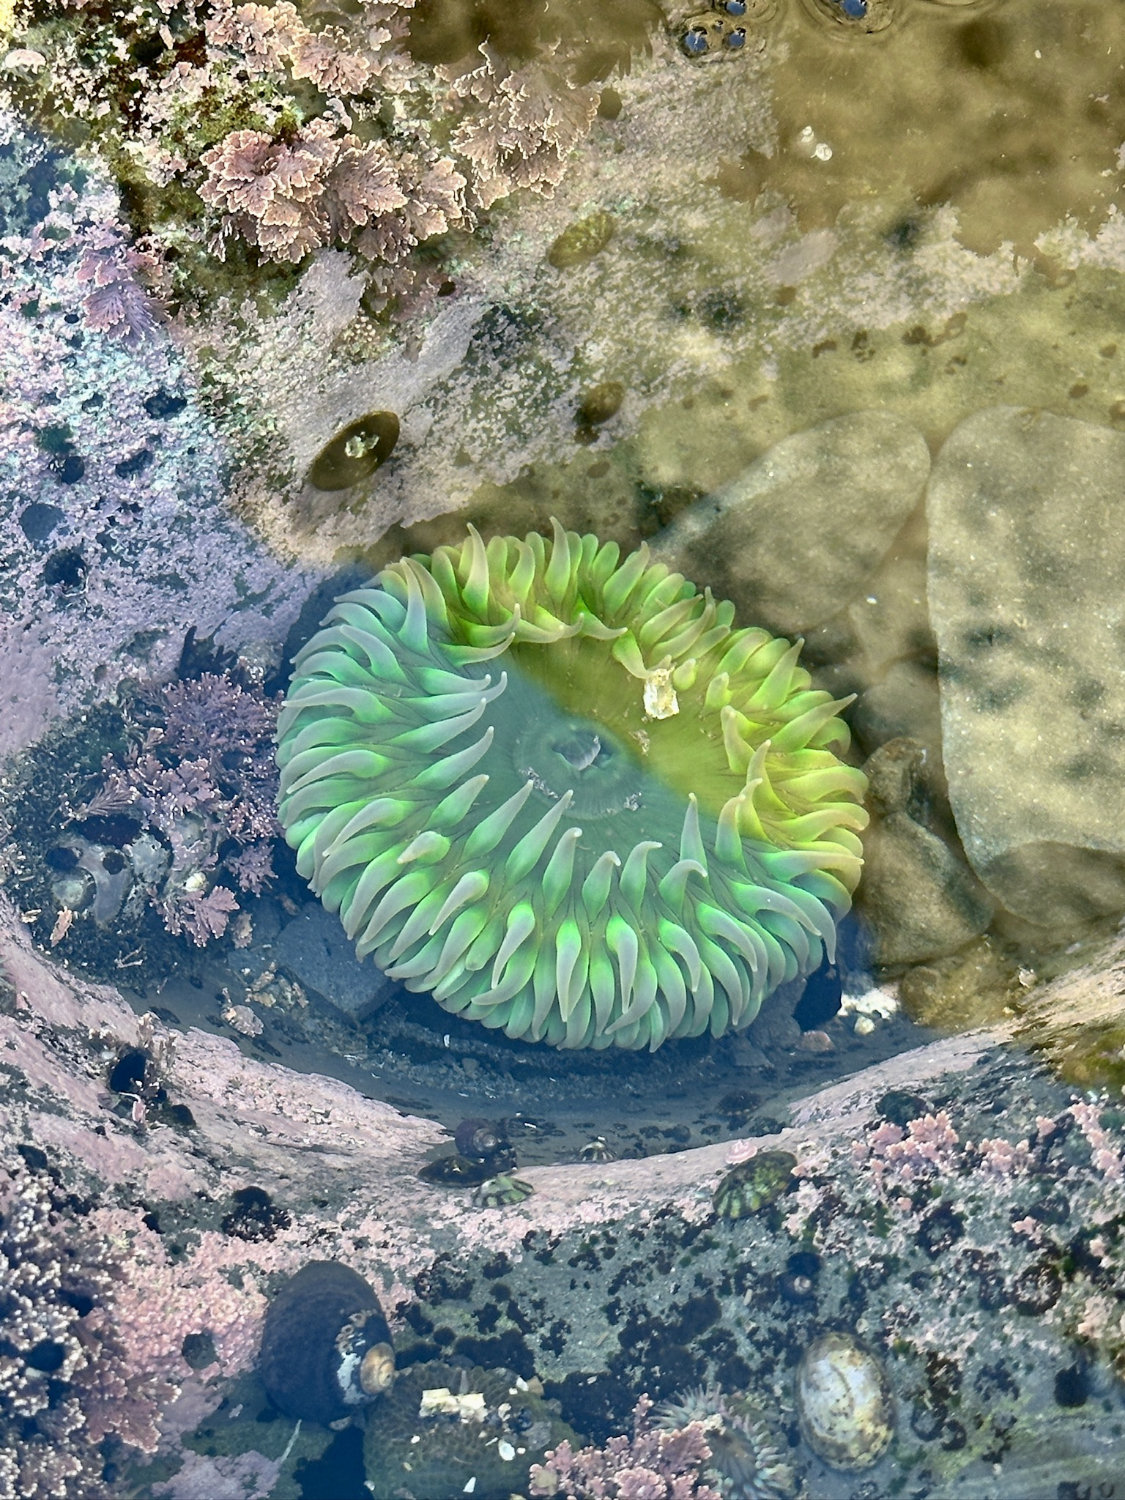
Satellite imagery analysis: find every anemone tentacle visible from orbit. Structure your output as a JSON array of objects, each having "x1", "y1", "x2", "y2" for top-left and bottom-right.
[{"x1": 277, "y1": 520, "x2": 868, "y2": 1050}]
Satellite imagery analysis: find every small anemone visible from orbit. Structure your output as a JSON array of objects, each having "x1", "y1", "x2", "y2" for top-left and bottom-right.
[
  {"x1": 656, "y1": 1381, "x2": 731, "y2": 1430},
  {"x1": 276, "y1": 521, "x2": 867, "y2": 1050},
  {"x1": 656, "y1": 1384, "x2": 796, "y2": 1500}
]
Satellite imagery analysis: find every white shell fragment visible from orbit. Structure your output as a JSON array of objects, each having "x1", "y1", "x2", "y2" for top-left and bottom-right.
[
  {"x1": 418, "y1": 1387, "x2": 487, "y2": 1421},
  {"x1": 643, "y1": 663, "x2": 679, "y2": 719}
]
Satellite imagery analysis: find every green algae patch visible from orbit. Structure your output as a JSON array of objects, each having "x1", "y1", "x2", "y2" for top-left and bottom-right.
[{"x1": 547, "y1": 211, "x2": 615, "y2": 270}]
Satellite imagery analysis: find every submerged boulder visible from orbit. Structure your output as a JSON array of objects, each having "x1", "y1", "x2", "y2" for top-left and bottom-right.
[
  {"x1": 928, "y1": 407, "x2": 1125, "y2": 926},
  {"x1": 650, "y1": 410, "x2": 930, "y2": 637}
]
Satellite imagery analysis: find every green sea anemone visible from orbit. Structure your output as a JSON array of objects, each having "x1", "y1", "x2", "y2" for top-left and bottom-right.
[{"x1": 276, "y1": 522, "x2": 867, "y2": 1050}]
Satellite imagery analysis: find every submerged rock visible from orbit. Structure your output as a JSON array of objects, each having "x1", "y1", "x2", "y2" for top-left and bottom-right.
[
  {"x1": 650, "y1": 410, "x2": 930, "y2": 636},
  {"x1": 861, "y1": 810, "x2": 995, "y2": 966},
  {"x1": 853, "y1": 660, "x2": 943, "y2": 768},
  {"x1": 928, "y1": 407, "x2": 1125, "y2": 926},
  {"x1": 273, "y1": 903, "x2": 399, "y2": 1022},
  {"x1": 860, "y1": 738, "x2": 994, "y2": 967}
]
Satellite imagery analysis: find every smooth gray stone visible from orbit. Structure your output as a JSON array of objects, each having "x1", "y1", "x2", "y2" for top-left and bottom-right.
[
  {"x1": 928, "y1": 406, "x2": 1125, "y2": 925},
  {"x1": 860, "y1": 738, "x2": 993, "y2": 966},
  {"x1": 650, "y1": 410, "x2": 931, "y2": 636},
  {"x1": 274, "y1": 904, "x2": 399, "y2": 1022}
]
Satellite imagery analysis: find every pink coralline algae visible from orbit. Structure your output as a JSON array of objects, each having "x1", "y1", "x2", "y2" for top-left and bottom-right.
[
  {"x1": 199, "y1": 120, "x2": 414, "y2": 265},
  {"x1": 203, "y1": 1, "x2": 307, "y2": 78},
  {"x1": 531, "y1": 1396, "x2": 722, "y2": 1500},
  {"x1": 74, "y1": 223, "x2": 164, "y2": 346},
  {"x1": 84, "y1": 1213, "x2": 269, "y2": 1387},
  {"x1": 1070, "y1": 1098, "x2": 1125, "y2": 1181},
  {"x1": 857, "y1": 1108, "x2": 960, "y2": 1190},
  {"x1": 149, "y1": 1447, "x2": 289, "y2": 1500},
  {"x1": 446, "y1": 45, "x2": 601, "y2": 210},
  {"x1": 76, "y1": 669, "x2": 281, "y2": 945},
  {"x1": 0, "y1": 0, "x2": 613, "y2": 286},
  {"x1": 0, "y1": 162, "x2": 165, "y2": 347}
]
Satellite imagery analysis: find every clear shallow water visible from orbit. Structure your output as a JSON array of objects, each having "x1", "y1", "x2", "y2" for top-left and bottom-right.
[{"x1": 3, "y1": 0, "x2": 1125, "y2": 1495}]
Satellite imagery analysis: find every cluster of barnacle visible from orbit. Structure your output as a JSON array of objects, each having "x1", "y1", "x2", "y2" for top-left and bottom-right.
[
  {"x1": 39, "y1": 644, "x2": 281, "y2": 952},
  {"x1": 0, "y1": 1165, "x2": 170, "y2": 1500}
]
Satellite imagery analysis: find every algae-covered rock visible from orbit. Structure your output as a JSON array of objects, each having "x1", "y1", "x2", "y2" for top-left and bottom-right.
[
  {"x1": 929, "y1": 407, "x2": 1125, "y2": 927},
  {"x1": 362, "y1": 1361, "x2": 577, "y2": 1500}
]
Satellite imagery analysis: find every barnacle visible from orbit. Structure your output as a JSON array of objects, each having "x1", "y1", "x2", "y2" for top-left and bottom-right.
[{"x1": 277, "y1": 521, "x2": 867, "y2": 1050}]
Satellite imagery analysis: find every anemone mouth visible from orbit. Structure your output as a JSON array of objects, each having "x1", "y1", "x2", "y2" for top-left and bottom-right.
[
  {"x1": 276, "y1": 520, "x2": 868, "y2": 1051},
  {"x1": 511, "y1": 698, "x2": 644, "y2": 817}
]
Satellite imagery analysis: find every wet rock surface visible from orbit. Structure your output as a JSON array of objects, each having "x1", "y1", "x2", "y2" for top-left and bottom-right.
[
  {"x1": 5, "y1": 903, "x2": 1124, "y2": 1500},
  {"x1": 648, "y1": 409, "x2": 931, "y2": 636},
  {"x1": 272, "y1": 904, "x2": 398, "y2": 1024},
  {"x1": 860, "y1": 739, "x2": 994, "y2": 967},
  {"x1": 929, "y1": 407, "x2": 1125, "y2": 926}
]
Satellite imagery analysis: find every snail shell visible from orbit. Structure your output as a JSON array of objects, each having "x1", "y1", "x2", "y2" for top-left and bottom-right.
[{"x1": 259, "y1": 1260, "x2": 394, "y2": 1425}]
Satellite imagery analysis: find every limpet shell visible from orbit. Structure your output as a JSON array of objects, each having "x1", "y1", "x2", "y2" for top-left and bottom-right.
[
  {"x1": 795, "y1": 1331, "x2": 894, "y2": 1471},
  {"x1": 713, "y1": 1149, "x2": 796, "y2": 1219}
]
